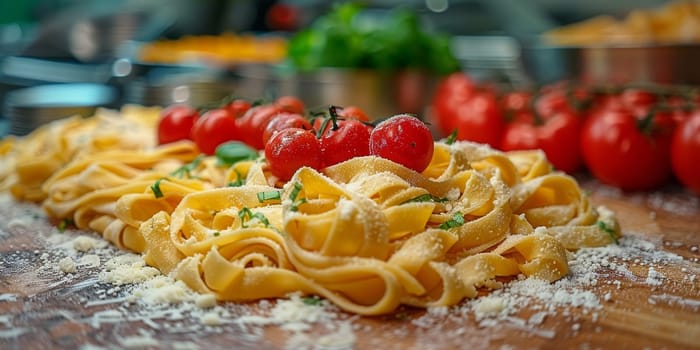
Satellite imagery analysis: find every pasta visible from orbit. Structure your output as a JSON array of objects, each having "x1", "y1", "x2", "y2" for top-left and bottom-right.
[
  {"x1": 0, "y1": 107, "x2": 620, "y2": 316},
  {"x1": 544, "y1": 0, "x2": 700, "y2": 46}
]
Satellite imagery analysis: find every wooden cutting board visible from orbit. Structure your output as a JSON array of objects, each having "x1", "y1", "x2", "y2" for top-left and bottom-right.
[{"x1": 1, "y1": 179, "x2": 699, "y2": 350}]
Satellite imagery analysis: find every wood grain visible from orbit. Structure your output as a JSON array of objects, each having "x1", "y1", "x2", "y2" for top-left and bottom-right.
[{"x1": 1, "y1": 181, "x2": 699, "y2": 350}]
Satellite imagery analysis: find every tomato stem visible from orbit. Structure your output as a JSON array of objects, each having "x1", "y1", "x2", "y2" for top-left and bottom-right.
[
  {"x1": 636, "y1": 108, "x2": 657, "y2": 135},
  {"x1": 328, "y1": 106, "x2": 341, "y2": 131}
]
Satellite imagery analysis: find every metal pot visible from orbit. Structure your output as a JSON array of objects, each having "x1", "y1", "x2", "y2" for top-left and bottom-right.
[
  {"x1": 521, "y1": 41, "x2": 700, "y2": 86},
  {"x1": 2, "y1": 83, "x2": 117, "y2": 136},
  {"x1": 234, "y1": 65, "x2": 438, "y2": 120}
]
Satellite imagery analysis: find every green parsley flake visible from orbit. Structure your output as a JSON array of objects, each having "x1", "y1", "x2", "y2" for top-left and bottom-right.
[
  {"x1": 597, "y1": 220, "x2": 619, "y2": 245},
  {"x1": 402, "y1": 193, "x2": 448, "y2": 204},
  {"x1": 57, "y1": 218, "x2": 74, "y2": 233},
  {"x1": 302, "y1": 296, "x2": 323, "y2": 306},
  {"x1": 439, "y1": 212, "x2": 465, "y2": 230},
  {"x1": 171, "y1": 155, "x2": 203, "y2": 178}
]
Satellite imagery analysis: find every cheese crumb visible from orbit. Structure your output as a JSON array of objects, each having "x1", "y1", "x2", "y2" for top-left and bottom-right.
[
  {"x1": 79, "y1": 254, "x2": 101, "y2": 267},
  {"x1": 195, "y1": 294, "x2": 217, "y2": 309},
  {"x1": 100, "y1": 254, "x2": 160, "y2": 285},
  {"x1": 58, "y1": 256, "x2": 77, "y2": 273},
  {"x1": 72, "y1": 236, "x2": 99, "y2": 252},
  {"x1": 200, "y1": 312, "x2": 221, "y2": 326},
  {"x1": 474, "y1": 296, "x2": 506, "y2": 319}
]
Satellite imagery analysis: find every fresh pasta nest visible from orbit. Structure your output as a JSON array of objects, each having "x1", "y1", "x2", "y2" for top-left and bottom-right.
[{"x1": 0, "y1": 106, "x2": 619, "y2": 315}]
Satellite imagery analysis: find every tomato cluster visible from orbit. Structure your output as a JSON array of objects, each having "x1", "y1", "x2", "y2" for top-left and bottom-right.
[
  {"x1": 157, "y1": 97, "x2": 435, "y2": 182},
  {"x1": 432, "y1": 72, "x2": 700, "y2": 194}
]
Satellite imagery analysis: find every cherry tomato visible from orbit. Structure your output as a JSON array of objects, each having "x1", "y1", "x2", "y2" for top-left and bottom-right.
[
  {"x1": 157, "y1": 104, "x2": 199, "y2": 144},
  {"x1": 275, "y1": 96, "x2": 305, "y2": 114},
  {"x1": 535, "y1": 86, "x2": 571, "y2": 116},
  {"x1": 620, "y1": 88, "x2": 657, "y2": 111},
  {"x1": 432, "y1": 72, "x2": 476, "y2": 137},
  {"x1": 237, "y1": 105, "x2": 284, "y2": 149},
  {"x1": 337, "y1": 105, "x2": 370, "y2": 122},
  {"x1": 224, "y1": 99, "x2": 252, "y2": 119},
  {"x1": 501, "y1": 91, "x2": 532, "y2": 116},
  {"x1": 369, "y1": 114, "x2": 434, "y2": 172},
  {"x1": 535, "y1": 84, "x2": 592, "y2": 117},
  {"x1": 671, "y1": 111, "x2": 700, "y2": 195},
  {"x1": 500, "y1": 110, "x2": 582, "y2": 173},
  {"x1": 265, "y1": 128, "x2": 323, "y2": 181},
  {"x1": 320, "y1": 119, "x2": 372, "y2": 167},
  {"x1": 190, "y1": 108, "x2": 240, "y2": 155},
  {"x1": 580, "y1": 107, "x2": 674, "y2": 191},
  {"x1": 454, "y1": 91, "x2": 505, "y2": 148},
  {"x1": 261, "y1": 113, "x2": 312, "y2": 145}
]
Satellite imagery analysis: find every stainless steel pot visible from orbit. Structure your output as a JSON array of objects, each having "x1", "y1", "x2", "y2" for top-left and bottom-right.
[
  {"x1": 2, "y1": 83, "x2": 117, "y2": 136},
  {"x1": 234, "y1": 65, "x2": 438, "y2": 120},
  {"x1": 521, "y1": 42, "x2": 700, "y2": 86}
]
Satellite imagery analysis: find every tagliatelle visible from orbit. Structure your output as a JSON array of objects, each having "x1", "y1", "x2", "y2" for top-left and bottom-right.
[{"x1": 0, "y1": 109, "x2": 620, "y2": 316}]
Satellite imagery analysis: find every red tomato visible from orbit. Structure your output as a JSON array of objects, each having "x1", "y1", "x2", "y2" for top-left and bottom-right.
[
  {"x1": 265, "y1": 128, "x2": 323, "y2": 181},
  {"x1": 337, "y1": 105, "x2": 370, "y2": 122},
  {"x1": 671, "y1": 111, "x2": 700, "y2": 195},
  {"x1": 501, "y1": 91, "x2": 532, "y2": 115},
  {"x1": 237, "y1": 105, "x2": 284, "y2": 149},
  {"x1": 190, "y1": 108, "x2": 239, "y2": 155},
  {"x1": 535, "y1": 84, "x2": 592, "y2": 117},
  {"x1": 500, "y1": 110, "x2": 582, "y2": 173},
  {"x1": 224, "y1": 99, "x2": 252, "y2": 119},
  {"x1": 454, "y1": 91, "x2": 505, "y2": 148},
  {"x1": 432, "y1": 72, "x2": 476, "y2": 137},
  {"x1": 580, "y1": 107, "x2": 674, "y2": 191},
  {"x1": 157, "y1": 104, "x2": 199, "y2": 144},
  {"x1": 369, "y1": 114, "x2": 434, "y2": 172},
  {"x1": 261, "y1": 113, "x2": 312, "y2": 145},
  {"x1": 320, "y1": 119, "x2": 372, "y2": 167},
  {"x1": 275, "y1": 96, "x2": 305, "y2": 114}
]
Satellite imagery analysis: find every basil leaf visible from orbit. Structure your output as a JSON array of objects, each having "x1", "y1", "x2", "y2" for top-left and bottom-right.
[{"x1": 215, "y1": 142, "x2": 258, "y2": 166}]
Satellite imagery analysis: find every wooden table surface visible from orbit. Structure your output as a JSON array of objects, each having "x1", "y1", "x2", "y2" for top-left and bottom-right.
[{"x1": 1, "y1": 179, "x2": 699, "y2": 350}]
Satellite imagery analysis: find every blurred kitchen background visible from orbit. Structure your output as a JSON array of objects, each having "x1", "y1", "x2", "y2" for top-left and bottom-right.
[{"x1": 0, "y1": 0, "x2": 692, "y2": 135}]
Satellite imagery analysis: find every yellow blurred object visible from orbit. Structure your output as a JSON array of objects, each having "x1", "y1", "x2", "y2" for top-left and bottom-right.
[
  {"x1": 545, "y1": 0, "x2": 700, "y2": 45},
  {"x1": 138, "y1": 33, "x2": 288, "y2": 65}
]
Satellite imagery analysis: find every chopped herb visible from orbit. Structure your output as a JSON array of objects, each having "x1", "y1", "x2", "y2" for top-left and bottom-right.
[
  {"x1": 228, "y1": 170, "x2": 245, "y2": 187},
  {"x1": 238, "y1": 207, "x2": 270, "y2": 228},
  {"x1": 302, "y1": 295, "x2": 323, "y2": 306},
  {"x1": 439, "y1": 212, "x2": 465, "y2": 230},
  {"x1": 402, "y1": 193, "x2": 448, "y2": 204},
  {"x1": 213, "y1": 231, "x2": 221, "y2": 237},
  {"x1": 150, "y1": 178, "x2": 166, "y2": 198},
  {"x1": 171, "y1": 155, "x2": 203, "y2": 178},
  {"x1": 215, "y1": 142, "x2": 258, "y2": 166},
  {"x1": 57, "y1": 218, "x2": 74, "y2": 233},
  {"x1": 288, "y1": 182, "x2": 307, "y2": 212},
  {"x1": 228, "y1": 179, "x2": 244, "y2": 187},
  {"x1": 445, "y1": 129, "x2": 458, "y2": 145},
  {"x1": 257, "y1": 190, "x2": 282, "y2": 202},
  {"x1": 597, "y1": 220, "x2": 619, "y2": 245}
]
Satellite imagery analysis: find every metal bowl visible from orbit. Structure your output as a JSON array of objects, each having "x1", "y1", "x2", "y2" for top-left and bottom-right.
[
  {"x1": 521, "y1": 41, "x2": 700, "y2": 86},
  {"x1": 2, "y1": 83, "x2": 117, "y2": 136},
  {"x1": 234, "y1": 65, "x2": 437, "y2": 120}
]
